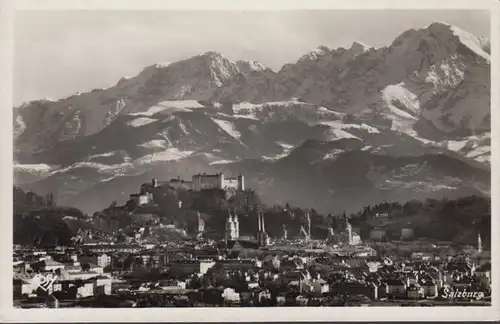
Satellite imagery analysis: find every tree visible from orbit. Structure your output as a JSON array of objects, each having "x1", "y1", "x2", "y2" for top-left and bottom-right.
[{"x1": 81, "y1": 263, "x2": 91, "y2": 272}]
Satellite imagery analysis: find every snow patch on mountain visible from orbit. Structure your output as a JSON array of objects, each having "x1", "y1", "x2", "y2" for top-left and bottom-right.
[
  {"x1": 87, "y1": 152, "x2": 117, "y2": 161},
  {"x1": 424, "y1": 55, "x2": 465, "y2": 90},
  {"x1": 324, "y1": 128, "x2": 359, "y2": 141},
  {"x1": 381, "y1": 179, "x2": 458, "y2": 192},
  {"x1": 446, "y1": 139, "x2": 468, "y2": 152},
  {"x1": 158, "y1": 100, "x2": 204, "y2": 109},
  {"x1": 276, "y1": 142, "x2": 294, "y2": 150},
  {"x1": 236, "y1": 60, "x2": 267, "y2": 73},
  {"x1": 138, "y1": 140, "x2": 168, "y2": 149},
  {"x1": 233, "y1": 102, "x2": 262, "y2": 117},
  {"x1": 298, "y1": 45, "x2": 332, "y2": 62},
  {"x1": 14, "y1": 163, "x2": 53, "y2": 173},
  {"x1": 104, "y1": 99, "x2": 126, "y2": 126},
  {"x1": 54, "y1": 162, "x2": 131, "y2": 174},
  {"x1": 232, "y1": 100, "x2": 341, "y2": 123},
  {"x1": 381, "y1": 83, "x2": 420, "y2": 117},
  {"x1": 342, "y1": 123, "x2": 381, "y2": 134},
  {"x1": 136, "y1": 148, "x2": 194, "y2": 164},
  {"x1": 210, "y1": 159, "x2": 235, "y2": 165},
  {"x1": 154, "y1": 62, "x2": 171, "y2": 68},
  {"x1": 176, "y1": 119, "x2": 189, "y2": 135},
  {"x1": 320, "y1": 121, "x2": 377, "y2": 139},
  {"x1": 323, "y1": 149, "x2": 345, "y2": 160},
  {"x1": 130, "y1": 100, "x2": 203, "y2": 117},
  {"x1": 127, "y1": 117, "x2": 157, "y2": 127},
  {"x1": 211, "y1": 118, "x2": 241, "y2": 140},
  {"x1": 61, "y1": 109, "x2": 82, "y2": 140},
  {"x1": 467, "y1": 146, "x2": 491, "y2": 158},
  {"x1": 450, "y1": 26, "x2": 490, "y2": 61},
  {"x1": 262, "y1": 142, "x2": 296, "y2": 161}
]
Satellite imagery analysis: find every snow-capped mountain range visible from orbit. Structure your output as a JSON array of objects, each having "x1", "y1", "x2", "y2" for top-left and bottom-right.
[{"x1": 14, "y1": 22, "x2": 491, "y2": 214}]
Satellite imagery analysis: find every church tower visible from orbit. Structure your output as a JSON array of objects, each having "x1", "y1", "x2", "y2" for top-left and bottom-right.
[
  {"x1": 306, "y1": 210, "x2": 311, "y2": 240},
  {"x1": 478, "y1": 232, "x2": 483, "y2": 253},
  {"x1": 225, "y1": 209, "x2": 238, "y2": 242},
  {"x1": 197, "y1": 211, "x2": 205, "y2": 239}
]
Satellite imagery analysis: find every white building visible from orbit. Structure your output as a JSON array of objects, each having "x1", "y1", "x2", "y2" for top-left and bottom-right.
[
  {"x1": 77, "y1": 282, "x2": 95, "y2": 298},
  {"x1": 97, "y1": 254, "x2": 112, "y2": 268},
  {"x1": 192, "y1": 173, "x2": 244, "y2": 192},
  {"x1": 225, "y1": 210, "x2": 239, "y2": 241},
  {"x1": 223, "y1": 287, "x2": 241, "y2": 302}
]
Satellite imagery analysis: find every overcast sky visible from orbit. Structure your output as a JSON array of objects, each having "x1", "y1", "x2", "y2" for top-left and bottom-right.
[{"x1": 14, "y1": 10, "x2": 490, "y2": 105}]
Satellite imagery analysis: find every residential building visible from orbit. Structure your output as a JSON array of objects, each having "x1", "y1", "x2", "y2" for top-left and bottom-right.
[
  {"x1": 97, "y1": 254, "x2": 112, "y2": 268},
  {"x1": 370, "y1": 228, "x2": 386, "y2": 241},
  {"x1": 170, "y1": 260, "x2": 215, "y2": 277},
  {"x1": 386, "y1": 279, "x2": 407, "y2": 298}
]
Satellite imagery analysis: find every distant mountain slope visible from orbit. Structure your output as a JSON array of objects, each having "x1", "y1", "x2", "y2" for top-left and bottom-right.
[{"x1": 14, "y1": 22, "x2": 490, "y2": 215}]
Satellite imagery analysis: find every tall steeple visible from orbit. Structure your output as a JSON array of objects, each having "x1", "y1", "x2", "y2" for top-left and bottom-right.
[
  {"x1": 306, "y1": 210, "x2": 311, "y2": 240},
  {"x1": 347, "y1": 220, "x2": 353, "y2": 245},
  {"x1": 258, "y1": 209, "x2": 262, "y2": 232},
  {"x1": 261, "y1": 209, "x2": 266, "y2": 233},
  {"x1": 225, "y1": 209, "x2": 236, "y2": 243},
  {"x1": 257, "y1": 209, "x2": 268, "y2": 247},
  {"x1": 233, "y1": 208, "x2": 239, "y2": 238},
  {"x1": 478, "y1": 232, "x2": 483, "y2": 253}
]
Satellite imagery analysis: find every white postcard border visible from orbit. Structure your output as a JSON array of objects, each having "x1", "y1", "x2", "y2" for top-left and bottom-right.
[{"x1": 1, "y1": 0, "x2": 499, "y2": 322}]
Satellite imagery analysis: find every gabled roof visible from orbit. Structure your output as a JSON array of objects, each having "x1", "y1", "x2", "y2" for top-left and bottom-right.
[{"x1": 228, "y1": 240, "x2": 260, "y2": 250}]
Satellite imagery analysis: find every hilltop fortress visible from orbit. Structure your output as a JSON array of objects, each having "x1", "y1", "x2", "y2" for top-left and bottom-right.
[
  {"x1": 192, "y1": 173, "x2": 244, "y2": 192},
  {"x1": 166, "y1": 173, "x2": 244, "y2": 192},
  {"x1": 131, "y1": 173, "x2": 245, "y2": 206}
]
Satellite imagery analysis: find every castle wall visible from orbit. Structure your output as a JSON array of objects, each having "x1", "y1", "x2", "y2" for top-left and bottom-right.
[
  {"x1": 192, "y1": 173, "x2": 224, "y2": 191},
  {"x1": 168, "y1": 180, "x2": 193, "y2": 190},
  {"x1": 223, "y1": 178, "x2": 240, "y2": 190},
  {"x1": 199, "y1": 176, "x2": 220, "y2": 190}
]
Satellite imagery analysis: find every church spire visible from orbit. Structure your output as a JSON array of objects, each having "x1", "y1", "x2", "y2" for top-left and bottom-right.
[
  {"x1": 258, "y1": 209, "x2": 261, "y2": 232},
  {"x1": 261, "y1": 209, "x2": 266, "y2": 233}
]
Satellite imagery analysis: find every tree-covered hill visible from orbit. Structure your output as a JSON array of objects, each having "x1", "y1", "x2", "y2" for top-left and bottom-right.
[{"x1": 13, "y1": 187, "x2": 88, "y2": 247}]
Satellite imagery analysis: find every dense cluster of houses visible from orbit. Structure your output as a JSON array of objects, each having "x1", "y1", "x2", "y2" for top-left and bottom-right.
[{"x1": 13, "y1": 237, "x2": 491, "y2": 308}]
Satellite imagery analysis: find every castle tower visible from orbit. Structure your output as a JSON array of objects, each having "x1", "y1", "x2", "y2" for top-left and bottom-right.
[
  {"x1": 282, "y1": 224, "x2": 288, "y2": 240},
  {"x1": 478, "y1": 233, "x2": 483, "y2": 253},
  {"x1": 152, "y1": 178, "x2": 158, "y2": 188}
]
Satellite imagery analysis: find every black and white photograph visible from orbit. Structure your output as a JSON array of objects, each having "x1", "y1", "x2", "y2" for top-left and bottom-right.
[{"x1": 4, "y1": 0, "x2": 497, "y2": 321}]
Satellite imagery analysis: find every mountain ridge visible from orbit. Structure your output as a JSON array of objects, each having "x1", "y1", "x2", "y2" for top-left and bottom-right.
[{"x1": 13, "y1": 22, "x2": 491, "y2": 215}]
